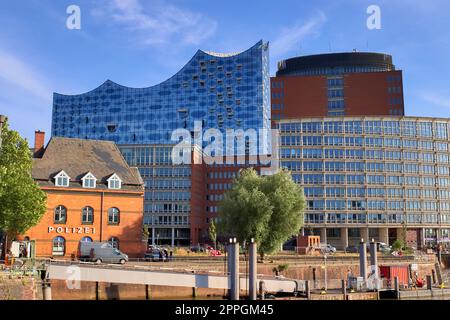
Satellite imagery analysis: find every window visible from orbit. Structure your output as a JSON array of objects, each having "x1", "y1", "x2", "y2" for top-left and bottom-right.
[
  {"x1": 82, "y1": 206, "x2": 94, "y2": 224},
  {"x1": 107, "y1": 174, "x2": 122, "y2": 190},
  {"x1": 54, "y1": 205, "x2": 67, "y2": 224},
  {"x1": 108, "y1": 207, "x2": 120, "y2": 225},
  {"x1": 81, "y1": 172, "x2": 97, "y2": 188},
  {"x1": 108, "y1": 237, "x2": 119, "y2": 249},
  {"x1": 54, "y1": 170, "x2": 70, "y2": 187},
  {"x1": 52, "y1": 236, "x2": 65, "y2": 256},
  {"x1": 81, "y1": 236, "x2": 93, "y2": 242}
]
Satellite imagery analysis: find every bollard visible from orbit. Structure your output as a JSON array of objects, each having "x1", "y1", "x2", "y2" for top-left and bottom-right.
[
  {"x1": 259, "y1": 281, "x2": 266, "y2": 300},
  {"x1": 394, "y1": 276, "x2": 400, "y2": 300},
  {"x1": 432, "y1": 269, "x2": 437, "y2": 284},
  {"x1": 248, "y1": 239, "x2": 257, "y2": 301},
  {"x1": 426, "y1": 275, "x2": 432, "y2": 291},
  {"x1": 42, "y1": 282, "x2": 52, "y2": 300},
  {"x1": 359, "y1": 239, "x2": 367, "y2": 281},
  {"x1": 228, "y1": 238, "x2": 240, "y2": 300},
  {"x1": 145, "y1": 284, "x2": 151, "y2": 300},
  {"x1": 369, "y1": 239, "x2": 378, "y2": 270},
  {"x1": 342, "y1": 279, "x2": 347, "y2": 300},
  {"x1": 305, "y1": 280, "x2": 310, "y2": 300}
]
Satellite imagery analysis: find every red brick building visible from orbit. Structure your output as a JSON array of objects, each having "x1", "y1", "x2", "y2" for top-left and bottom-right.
[
  {"x1": 271, "y1": 52, "x2": 404, "y2": 123},
  {"x1": 19, "y1": 132, "x2": 146, "y2": 258}
]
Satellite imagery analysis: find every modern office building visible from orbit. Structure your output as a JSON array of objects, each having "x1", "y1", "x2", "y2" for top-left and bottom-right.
[
  {"x1": 279, "y1": 116, "x2": 450, "y2": 250},
  {"x1": 271, "y1": 52, "x2": 404, "y2": 123},
  {"x1": 51, "y1": 40, "x2": 271, "y2": 246}
]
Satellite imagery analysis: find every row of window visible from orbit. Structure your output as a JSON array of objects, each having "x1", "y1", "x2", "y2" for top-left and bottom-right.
[
  {"x1": 291, "y1": 173, "x2": 450, "y2": 186},
  {"x1": 51, "y1": 236, "x2": 120, "y2": 256},
  {"x1": 304, "y1": 213, "x2": 450, "y2": 224},
  {"x1": 282, "y1": 136, "x2": 450, "y2": 149},
  {"x1": 143, "y1": 215, "x2": 189, "y2": 225},
  {"x1": 208, "y1": 171, "x2": 239, "y2": 179},
  {"x1": 54, "y1": 206, "x2": 120, "y2": 225},
  {"x1": 54, "y1": 171, "x2": 122, "y2": 190},
  {"x1": 271, "y1": 103, "x2": 285, "y2": 110},
  {"x1": 304, "y1": 187, "x2": 450, "y2": 198},
  {"x1": 144, "y1": 203, "x2": 190, "y2": 213},
  {"x1": 279, "y1": 121, "x2": 447, "y2": 138},
  {"x1": 305, "y1": 199, "x2": 450, "y2": 211},
  {"x1": 207, "y1": 183, "x2": 233, "y2": 190}
]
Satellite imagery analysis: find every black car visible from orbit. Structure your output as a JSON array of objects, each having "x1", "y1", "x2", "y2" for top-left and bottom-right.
[{"x1": 345, "y1": 246, "x2": 359, "y2": 253}]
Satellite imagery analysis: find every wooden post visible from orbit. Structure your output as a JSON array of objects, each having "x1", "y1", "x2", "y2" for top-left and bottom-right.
[
  {"x1": 145, "y1": 284, "x2": 151, "y2": 300},
  {"x1": 426, "y1": 275, "x2": 432, "y2": 291},
  {"x1": 432, "y1": 269, "x2": 437, "y2": 284},
  {"x1": 95, "y1": 282, "x2": 99, "y2": 300},
  {"x1": 394, "y1": 276, "x2": 400, "y2": 300},
  {"x1": 342, "y1": 279, "x2": 347, "y2": 300},
  {"x1": 305, "y1": 280, "x2": 310, "y2": 300}
]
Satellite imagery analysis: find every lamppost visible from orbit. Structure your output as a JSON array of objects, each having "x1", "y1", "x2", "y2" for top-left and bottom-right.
[{"x1": 0, "y1": 115, "x2": 6, "y2": 150}]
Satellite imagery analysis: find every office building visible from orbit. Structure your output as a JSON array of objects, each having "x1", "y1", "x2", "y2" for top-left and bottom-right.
[
  {"x1": 279, "y1": 116, "x2": 450, "y2": 249},
  {"x1": 271, "y1": 52, "x2": 404, "y2": 123}
]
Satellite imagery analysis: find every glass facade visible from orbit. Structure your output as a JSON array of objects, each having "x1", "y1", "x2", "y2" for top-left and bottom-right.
[
  {"x1": 52, "y1": 40, "x2": 271, "y2": 145},
  {"x1": 279, "y1": 117, "x2": 450, "y2": 232},
  {"x1": 51, "y1": 41, "x2": 270, "y2": 245}
]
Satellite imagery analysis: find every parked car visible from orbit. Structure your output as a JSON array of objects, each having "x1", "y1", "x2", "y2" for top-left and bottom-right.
[
  {"x1": 319, "y1": 243, "x2": 336, "y2": 254},
  {"x1": 377, "y1": 242, "x2": 392, "y2": 253},
  {"x1": 190, "y1": 245, "x2": 205, "y2": 253},
  {"x1": 144, "y1": 250, "x2": 161, "y2": 262},
  {"x1": 345, "y1": 245, "x2": 359, "y2": 253},
  {"x1": 79, "y1": 241, "x2": 128, "y2": 264}
]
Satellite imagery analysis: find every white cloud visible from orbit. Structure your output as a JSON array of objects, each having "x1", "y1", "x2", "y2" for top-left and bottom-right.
[
  {"x1": 0, "y1": 49, "x2": 52, "y2": 103},
  {"x1": 270, "y1": 11, "x2": 327, "y2": 58},
  {"x1": 420, "y1": 92, "x2": 450, "y2": 109},
  {"x1": 93, "y1": 0, "x2": 218, "y2": 46}
]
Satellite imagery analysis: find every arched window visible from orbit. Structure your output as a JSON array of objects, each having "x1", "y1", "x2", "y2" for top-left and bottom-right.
[
  {"x1": 82, "y1": 206, "x2": 94, "y2": 224},
  {"x1": 52, "y1": 236, "x2": 65, "y2": 256},
  {"x1": 81, "y1": 236, "x2": 93, "y2": 242},
  {"x1": 108, "y1": 207, "x2": 120, "y2": 225},
  {"x1": 108, "y1": 237, "x2": 119, "y2": 249},
  {"x1": 54, "y1": 206, "x2": 67, "y2": 224}
]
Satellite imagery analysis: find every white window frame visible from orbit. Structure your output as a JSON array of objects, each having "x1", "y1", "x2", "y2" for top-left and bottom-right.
[
  {"x1": 54, "y1": 170, "x2": 71, "y2": 187},
  {"x1": 81, "y1": 172, "x2": 97, "y2": 189},
  {"x1": 107, "y1": 173, "x2": 122, "y2": 190}
]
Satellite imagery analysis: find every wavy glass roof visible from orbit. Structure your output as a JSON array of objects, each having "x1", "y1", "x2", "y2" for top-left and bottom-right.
[{"x1": 52, "y1": 40, "x2": 271, "y2": 146}]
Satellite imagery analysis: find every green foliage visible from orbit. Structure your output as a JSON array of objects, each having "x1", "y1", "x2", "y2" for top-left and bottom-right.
[
  {"x1": 392, "y1": 239, "x2": 404, "y2": 251},
  {"x1": 208, "y1": 219, "x2": 217, "y2": 245},
  {"x1": 0, "y1": 119, "x2": 47, "y2": 236},
  {"x1": 217, "y1": 168, "x2": 305, "y2": 257},
  {"x1": 273, "y1": 263, "x2": 289, "y2": 276}
]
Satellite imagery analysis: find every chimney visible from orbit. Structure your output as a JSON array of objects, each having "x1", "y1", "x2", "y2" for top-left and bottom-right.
[{"x1": 34, "y1": 131, "x2": 45, "y2": 158}]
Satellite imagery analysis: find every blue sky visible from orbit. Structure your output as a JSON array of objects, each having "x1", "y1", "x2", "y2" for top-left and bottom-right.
[{"x1": 1, "y1": 0, "x2": 450, "y2": 143}]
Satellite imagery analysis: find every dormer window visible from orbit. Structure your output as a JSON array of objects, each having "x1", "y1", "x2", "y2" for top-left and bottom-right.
[
  {"x1": 107, "y1": 173, "x2": 122, "y2": 190},
  {"x1": 81, "y1": 172, "x2": 97, "y2": 189},
  {"x1": 54, "y1": 170, "x2": 70, "y2": 187}
]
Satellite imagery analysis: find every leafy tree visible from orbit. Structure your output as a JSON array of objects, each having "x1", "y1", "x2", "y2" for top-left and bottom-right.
[
  {"x1": 217, "y1": 168, "x2": 305, "y2": 259},
  {"x1": 208, "y1": 219, "x2": 217, "y2": 249},
  {"x1": 0, "y1": 119, "x2": 47, "y2": 245},
  {"x1": 392, "y1": 239, "x2": 404, "y2": 251}
]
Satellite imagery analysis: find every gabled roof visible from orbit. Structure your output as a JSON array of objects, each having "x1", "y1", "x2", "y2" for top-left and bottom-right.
[
  {"x1": 32, "y1": 137, "x2": 143, "y2": 191},
  {"x1": 106, "y1": 173, "x2": 122, "y2": 182},
  {"x1": 81, "y1": 172, "x2": 97, "y2": 180},
  {"x1": 54, "y1": 170, "x2": 71, "y2": 179}
]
